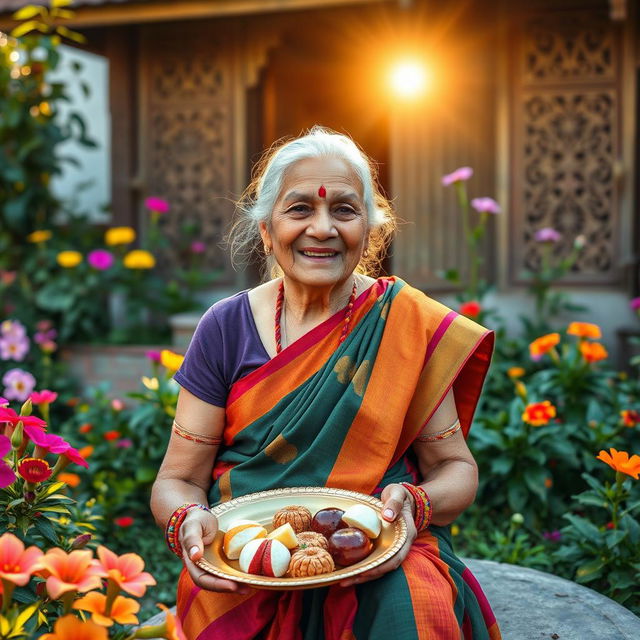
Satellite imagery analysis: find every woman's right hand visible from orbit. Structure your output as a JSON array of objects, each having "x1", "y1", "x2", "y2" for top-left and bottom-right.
[{"x1": 179, "y1": 508, "x2": 250, "y2": 594}]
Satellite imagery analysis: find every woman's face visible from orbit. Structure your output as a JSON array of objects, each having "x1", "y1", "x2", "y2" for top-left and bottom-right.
[{"x1": 260, "y1": 156, "x2": 369, "y2": 290}]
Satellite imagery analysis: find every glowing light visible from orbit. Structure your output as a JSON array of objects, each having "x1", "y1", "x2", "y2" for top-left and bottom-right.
[
  {"x1": 9, "y1": 51, "x2": 19, "y2": 62},
  {"x1": 389, "y1": 60, "x2": 429, "y2": 99}
]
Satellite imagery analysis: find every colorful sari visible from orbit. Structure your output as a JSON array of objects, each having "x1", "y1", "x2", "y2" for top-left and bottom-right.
[{"x1": 177, "y1": 277, "x2": 501, "y2": 640}]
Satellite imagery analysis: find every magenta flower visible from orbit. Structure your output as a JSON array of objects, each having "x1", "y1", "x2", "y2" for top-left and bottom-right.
[
  {"x1": 30, "y1": 432, "x2": 71, "y2": 457},
  {"x1": 62, "y1": 446, "x2": 89, "y2": 469},
  {"x1": 34, "y1": 328, "x2": 57, "y2": 345},
  {"x1": 0, "y1": 334, "x2": 29, "y2": 361},
  {"x1": 87, "y1": 249, "x2": 115, "y2": 271},
  {"x1": 442, "y1": 167, "x2": 473, "y2": 186},
  {"x1": 190, "y1": 241, "x2": 206, "y2": 254},
  {"x1": 2, "y1": 369, "x2": 36, "y2": 402},
  {"x1": 111, "y1": 398, "x2": 124, "y2": 411},
  {"x1": 543, "y1": 530, "x2": 562, "y2": 542},
  {"x1": 31, "y1": 390, "x2": 58, "y2": 405},
  {"x1": 630, "y1": 297, "x2": 640, "y2": 312},
  {"x1": 145, "y1": 197, "x2": 170, "y2": 214},
  {"x1": 0, "y1": 407, "x2": 47, "y2": 429},
  {"x1": 145, "y1": 350, "x2": 161, "y2": 363},
  {"x1": 0, "y1": 434, "x2": 16, "y2": 488},
  {"x1": 471, "y1": 197, "x2": 501, "y2": 214},
  {"x1": 534, "y1": 227, "x2": 562, "y2": 243},
  {"x1": 0, "y1": 397, "x2": 8, "y2": 407},
  {"x1": 116, "y1": 438, "x2": 133, "y2": 449}
]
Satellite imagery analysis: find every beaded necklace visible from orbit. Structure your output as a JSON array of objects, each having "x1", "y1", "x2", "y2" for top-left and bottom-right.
[{"x1": 274, "y1": 279, "x2": 358, "y2": 354}]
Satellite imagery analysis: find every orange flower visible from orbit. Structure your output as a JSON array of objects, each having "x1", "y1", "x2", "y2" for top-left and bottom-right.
[
  {"x1": 507, "y1": 367, "x2": 525, "y2": 379},
  {"x1": 157, "y1": 604, "x2": 187, "y2": 640},
  {"x1": 522, "y1": 401, "x2": 556, "y2": 426},
  {"x1": 544, "y1": 477, "x2": 553, "y2": 488},
  {"x1": 0, "y1": 532, "x2": 44, "y2": 586},
  {"x1": 79, "y1": 423, "x2": 93, "y2": 434},
  {"x1": 103, "y1": 430, "x2": 121, "y2": 441},
  {"x1": 58, "y1": 472, "x2": 81, "y2": 487},
  {"x1": 596, "y1": 448, "x2": 640, "y2": 479},
  {"x1": 567, "y1": 322, "x2": 602, "y2": 339},
  {"x1": 78, "y1": 445, "x2": 94, "y2": 458},
  {"x1": 38, "y1": 548, "x2": 106, "y2": 600},
  {"x1": 96, "y1": 546, "x2": 156, "y2": 597},
  {"x1": 73, "y1": 591, "x2": 140, "y2": 627},
  {"x1": 529, "y1": 333, "x2": 560, "y2": 358},
  {"x1": 40, "y1": 614, "x2": 108, "y2": 640},
  {"x1": 620, "y1": 410, "x2": 640, "y2": 427},
  {"x1": 579, "y1": 341, "x2": 608, "y2": 363}
]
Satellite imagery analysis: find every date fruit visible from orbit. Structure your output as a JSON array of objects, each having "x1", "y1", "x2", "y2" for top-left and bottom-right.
[
  {"x1": 328, "y1": 527, "x2": 373, "y2": 566},
  {"x1": 311, "y1": 508, "x2": 347, "y2": 537}
]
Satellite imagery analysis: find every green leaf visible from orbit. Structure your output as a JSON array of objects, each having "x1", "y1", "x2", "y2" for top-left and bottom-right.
[
  {"x1": 507, "y1": 482, "x2": 529, "y2": 512},
  {"x1": 490, "y1": 457, "x2": 513, "y2": 475},
  {"x1": 41, "y1": 482, "x2": 66, "y2": 497},
  {"x1": 605, "y1": 529, "x2": 627, "y2": 548},
  {"x1": 15, "y1": 603, "x2": 39, "y2": 631},
  {"x1": 523, "y1": 467, "x2": 548, "y2": 502},
  {"x1": 575, "y1": 559, "x2": 605, "y2": 583},
  {"x1": 33, "y1": 516, "x2": 59, "y2": 544},
  {"x1": 56, "y1": 25, "x2": 87, "y2": 44},
  {"x1": 563, "y1": 514, "x2": 602, "y2": 544},
  {"x1": 37, "y1": 505, "x2": 71, "y2": 514},
  {"x1": 12, "y1": 5, "x2": 43, "y2": 20},
  {"x1": 135, "y1": 467, "x2": 157, "y2": 483}
]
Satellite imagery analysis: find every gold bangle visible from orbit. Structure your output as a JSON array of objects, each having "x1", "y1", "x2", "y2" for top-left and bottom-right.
[
  {"x1": 415, "y1": 418, "x2": 461, "y2": 442},
  {"x1": 172, "y1": 420, "x2": 222, "y2": 446}
]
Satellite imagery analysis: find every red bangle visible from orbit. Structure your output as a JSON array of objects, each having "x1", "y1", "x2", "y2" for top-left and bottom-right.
[
  {"x1": 165, "y1": 503, "x2": 209, "y2": 558},
  {"x1": 400, "y1": 482, "x2": 432, "y2": 532}
]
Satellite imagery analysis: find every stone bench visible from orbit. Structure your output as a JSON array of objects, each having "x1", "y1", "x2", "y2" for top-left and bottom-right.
[{"x1": 141, "y1": 559, "x2": 640, "y2": 639}]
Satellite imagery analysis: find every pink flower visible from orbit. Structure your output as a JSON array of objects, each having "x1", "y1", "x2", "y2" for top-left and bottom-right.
[
  {"x1": 87, "y1": 249, "x2": 115, "y2": 271},
  {"x1": 31, "y1": 390, "x2": 58, "y2": 405},
  {"x1": 534, "y1": 227, "x2": 562, "y2": 243},
  {"x1": 111, "y1": 398, "x2": 124, "y2": 411},
  {"x1": 30, "y1": 432, "x2": 71, "y2": 456},
  {"x1": 145, "y1": 197, "x2": 170, "y2": 214},
  {"x1": 471, "y1": 197, "x2": 501, "y2": 214},
  {"x1": 630, "y1": 297, "x2": 640, "y2": 312},
  {"x1": 2, "y1": 368, "x2": 36, "y2": 402},
  {"x1": 0, "y1": 434, "x2": 16, "y2": 488},
  {"x1": 442, "y1": 167, "x2": 473, "y2": 186},
  {"x1": 0, "y1": 271, "x2": 17, "y2": 286},
  {"x1": 116, "y1": 438, "x2": 133, "y2": 449},
  {"x1": 34, "y1": 328, "x2": 57, "y2": 345},
  {"x1": 190, "y1": 241, "x2": 206, "y2": 254},
  {"x1": 62, "y1": 446, "x2": 90, "y2": 469},
  {"x1": 542, "y1": 530, "x2": 562, "y2": 542},
  {"x1": 145, "y1": 350, "x2": 161, "y2": 363},
  {"x1": 96, "y1": 546, "x2": 156, "y2": 597},
  {"x1": 0, "y1": 407, "x2": 47, "y2": 430},
  {"x1": 0, "y1": 397, "x2": 8, "y2": 407},
  {"x1": 1, "y1": 320, "x2": 26, "y2": 340},
  {"x1": 0, "y1": 334, "x2": 29, "y2": 361}
]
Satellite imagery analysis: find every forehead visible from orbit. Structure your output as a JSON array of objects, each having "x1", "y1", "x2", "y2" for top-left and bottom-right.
[{"x1": 279, "y1": 156, "x2": 363, "y2": 198}]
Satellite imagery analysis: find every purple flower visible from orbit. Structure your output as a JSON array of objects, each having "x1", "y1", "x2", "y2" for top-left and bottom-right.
[
  {"x1": 34, "y1": 328, "x2": 57, "y2": 345},
  {"x1": 1, "y1": 319, "x2": 26, "y2": 340},
  {"x1": 630, "y1": 297, "x2": 640, "y2": 312},
  {"x1": 471, "y1": 197, "x2": 501, "y2": 214},
  {"x1": 145, "y1": 197, "x2": 170, "y2": 214},
  {"x1": 87, "y1": 249, "x2": 115, "y2": 271},
  {"x1": 116, "y1": 438, "x2": 133, "y2": 448},
  {"x1": 0, "y1": 434, "x2": 16, "y2": 488},
  {"x1": 534, "y1": 227, "x2": 562, "y2": 243},
  {"x1": 2, "y1": 368, "x2": 36, "y2": 402},
  {"x1": 190, "y1": 241, "x2": 206, "y2": 254},
  {"x1": 543, "y1": 530, "x2": 562, "y2": 542},
  {"x1": 0, "y1": 333, "x2": 29, "y2": 361},
  {"x1": 145, "y1": 350, "x2": 161, "y2": 363},
  {"x1": 442, "y1": 167, "x2": 473, "y2": 186}
]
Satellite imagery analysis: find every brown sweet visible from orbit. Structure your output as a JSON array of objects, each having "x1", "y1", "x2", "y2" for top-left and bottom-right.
[
  {"x1": 273, "y1": 505, "x2": 313, "y2": 534},
  {"x1": 288, "y1": 547, "x2": 335, "y2": 577},
  {"x1": 296, "y1": 531, "x2": 329, "y2": 551}
]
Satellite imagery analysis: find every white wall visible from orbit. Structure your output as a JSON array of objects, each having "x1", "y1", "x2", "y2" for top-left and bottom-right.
[{"x1": 49, "y1": 45, "x2": 111, "y2": 223}]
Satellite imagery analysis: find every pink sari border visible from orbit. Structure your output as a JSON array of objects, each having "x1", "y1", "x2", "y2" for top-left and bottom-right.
[
  {"x1": 424, "y1": 310, "x2": 457, "y2": 367},
  {"x1": 461, "y1": 567, "x2": 498, "y2": 628},
  {"x1": 226, "y1": 278, "x2": 390, "y2": 407}
]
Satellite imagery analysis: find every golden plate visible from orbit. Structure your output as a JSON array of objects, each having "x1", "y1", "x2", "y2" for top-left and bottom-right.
[{"x1": 195, "y1": 486, "x2": 407, "y2": 590}]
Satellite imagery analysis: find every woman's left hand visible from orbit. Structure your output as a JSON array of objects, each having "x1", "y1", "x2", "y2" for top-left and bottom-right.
[{"x1": 339, "y1": 483, "x2": 417, "y2": 587}]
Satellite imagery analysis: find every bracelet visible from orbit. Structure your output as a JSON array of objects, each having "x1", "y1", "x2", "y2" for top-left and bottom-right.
[
  {"x1": 400, "y1": 482, "x2": 433, "y2": 532},
  {"x1": 173, "y1": 420, "x2": 222, "y2": 446},
  {"x1": 165, "y1": 503, "x2": 210, "y2": 558},
  {"x1": 415, "y1": 418, "x2": 461, "y2": 443}
]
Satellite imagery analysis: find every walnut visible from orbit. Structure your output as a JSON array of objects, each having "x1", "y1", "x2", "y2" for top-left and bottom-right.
[
  {"x1": 273, "y1": 505, "x2": 312, "y2": 534},
  {"x1": 288, "y1": 547, "x2": 335, "y2": 577},
  {"x1": 296, "y1": 531, "x2": 329, "y2": 551}
]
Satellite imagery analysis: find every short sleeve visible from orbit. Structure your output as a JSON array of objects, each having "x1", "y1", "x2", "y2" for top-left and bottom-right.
[{"x1": 174, "y1": 307, "x2": 227, "y2": 407}]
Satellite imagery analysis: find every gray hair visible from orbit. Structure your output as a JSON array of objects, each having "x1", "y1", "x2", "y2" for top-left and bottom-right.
[{"x1": 228, "y1": 126, "x2": 395, "y2": 276}]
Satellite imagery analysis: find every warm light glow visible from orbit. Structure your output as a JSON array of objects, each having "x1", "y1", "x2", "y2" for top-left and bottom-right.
[{"x1": 389, "y1": 60, "x2": 429, "y2": 98}]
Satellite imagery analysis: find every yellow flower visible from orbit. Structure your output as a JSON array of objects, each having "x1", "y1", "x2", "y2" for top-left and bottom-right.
[
  {"x1": 160, "y1": 350, "x2": 184, "y2": 372},
  {"x1": 57, "y1": 251, "x2": 83, "y2": 268},
  {"x1": 105, "y1": 226, "x2": 136, "y2": 246},
  {"x1": 450, "y1": 524, "x2": 460, "y2": 536},
  {"x1": 123, "y1": 250, "x2": 155, "y2": 269},
  {"x1": 507, "y1": 367, "x2": 525, "y2": 379},
  {"x1": 27, "y1": 230, "x2": 52, "y2": 243},
  {"x1": 142, "y1": 376, "x2": 159, "y2": 391}
]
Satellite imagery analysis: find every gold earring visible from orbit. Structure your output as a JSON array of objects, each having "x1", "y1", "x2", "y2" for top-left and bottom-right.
[
  {"x1": 264, "y1": 245, "x2": 272, "y2": 256},
  {"x1": 362, "y1": 248, "x2": 370, "y2": 259}
]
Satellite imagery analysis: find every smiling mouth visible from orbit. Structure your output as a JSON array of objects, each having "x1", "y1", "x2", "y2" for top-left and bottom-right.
[{"x1": 299, "y1": 250, "x2": 338, "y2": 258}]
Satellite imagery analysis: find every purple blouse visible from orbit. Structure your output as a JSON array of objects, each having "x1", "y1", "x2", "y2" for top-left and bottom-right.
[{"x1": 174, "y1": 291, "x2": 270, "y2": 407}]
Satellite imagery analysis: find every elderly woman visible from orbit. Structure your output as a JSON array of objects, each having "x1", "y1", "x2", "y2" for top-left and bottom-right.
[{"x1": 151, "y1": 127, "x2": 501, "y2": 639}]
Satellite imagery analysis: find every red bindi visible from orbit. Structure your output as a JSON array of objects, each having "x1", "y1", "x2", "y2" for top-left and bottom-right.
[{"x1": 318, "y1": 185, "x2": 326, "y2": 198}]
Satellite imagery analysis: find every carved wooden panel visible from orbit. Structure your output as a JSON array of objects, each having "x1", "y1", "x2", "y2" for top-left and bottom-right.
[
  {"x1": 512, "y1": 10, "x2": 620, "y2": 284},
  {"x1": 139, "y1": 26, "x2": 235, "y2": 280}
]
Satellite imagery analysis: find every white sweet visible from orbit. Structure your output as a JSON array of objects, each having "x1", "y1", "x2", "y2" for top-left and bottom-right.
[
  {"x1": 223, "y1": 524, "x2": 267, "y2": 560},
  {"x1": 239, "y1": 538, "x2": 291, "y2": 577},
  {"x1": 341, "y1": 504, "x2": 382, "y2": 538}
]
